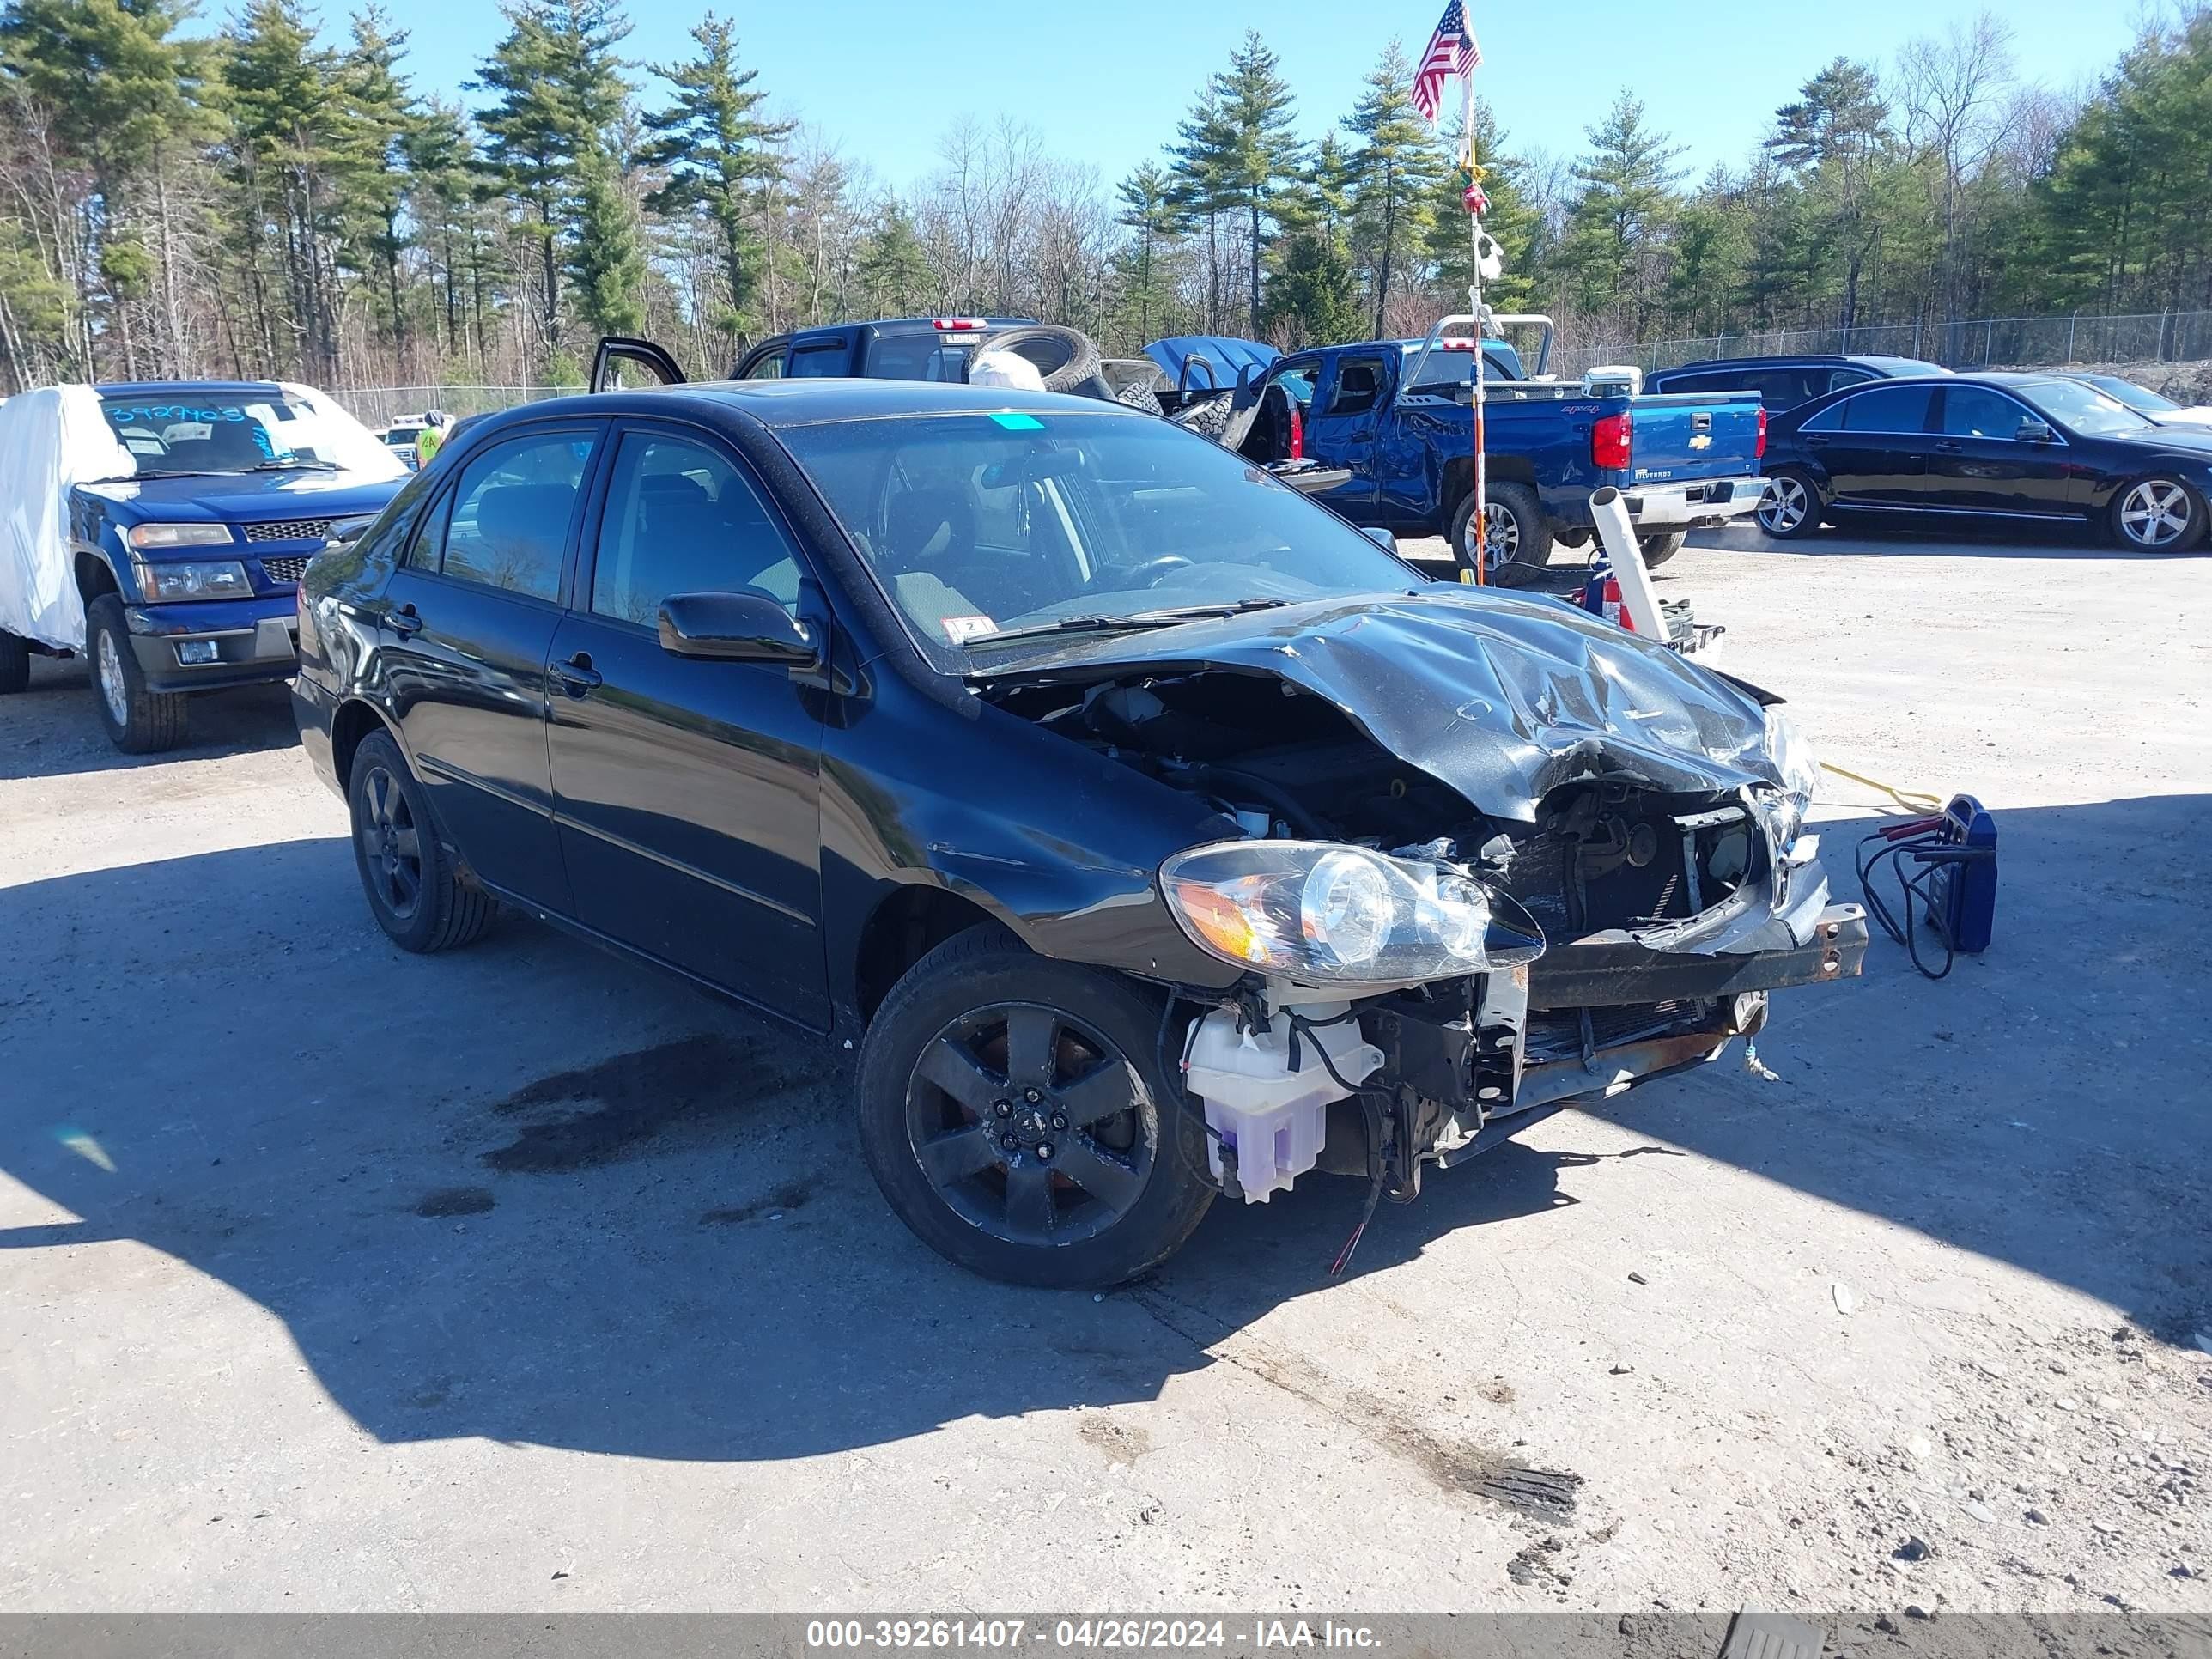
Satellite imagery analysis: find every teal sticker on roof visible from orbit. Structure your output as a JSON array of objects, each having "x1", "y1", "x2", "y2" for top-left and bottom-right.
[{"x1": 988, "y1": 412, "x2": 1045, "y2": 430}]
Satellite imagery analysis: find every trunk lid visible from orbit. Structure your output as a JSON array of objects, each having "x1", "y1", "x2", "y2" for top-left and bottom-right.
[{"x1": 1626, "y1": 392, "x2": 1764, "y2": 484}]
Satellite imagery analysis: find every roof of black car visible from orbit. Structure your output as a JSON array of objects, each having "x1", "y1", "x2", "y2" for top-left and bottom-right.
[
  {"x1": 509, "y1": 378, "x2": 1141, "y2": 429},
  {"x1": 1659, "y1": 354, "x2": 1941, "y2": 374}
]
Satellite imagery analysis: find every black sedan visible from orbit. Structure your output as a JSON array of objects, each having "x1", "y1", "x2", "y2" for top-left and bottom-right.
[
  {"x1": 1754, "y1": 372, "x2": 2212, "y2": 550},
  {"x1": 293, "y1": 374, "x2": 1864, "y2": 1286}
]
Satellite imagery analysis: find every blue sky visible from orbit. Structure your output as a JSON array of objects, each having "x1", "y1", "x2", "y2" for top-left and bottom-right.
[{"x1": 342, "y1": 0, "x2": 2141, "y2": 190}]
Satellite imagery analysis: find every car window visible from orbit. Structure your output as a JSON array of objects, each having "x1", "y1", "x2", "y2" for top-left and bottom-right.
[
  {"x1": 788, "y1": 342, "x2": 848, "y2": 379},
  {"x1": 1326, "y1": 360, "x2": 1384, "y2": 416},
  {"x1": 1659, "y1": 371, "x2": 1734, "y2": 395},
  {"x1": 1827, "y1": 368, "x2": 1877, "y2": 394},
  {"x1": 742, "y1": 345, "x2": 787, "y2": 380},
  {"x1": 1745, "y1": 369, "x2": 1816, "y2": 410},
  {"x1": 430, "y1": 429, "x2": 597, "y2": 601},
  {"x1": 1941, "y1": 386, "x2": 2035, "y2": 440},
  {"x1": 1833, "y1": 386, "x2": 1935, "y2": 434},
  {"x1": 867, "y1": 332, "x2": 975, "y2": 382},
  {"x1": 591, "y1": 429, "x2": 803, "y2": 625},
  {"x1": 2014, "y1": 378, "x2": 2154, "y2": 437}
]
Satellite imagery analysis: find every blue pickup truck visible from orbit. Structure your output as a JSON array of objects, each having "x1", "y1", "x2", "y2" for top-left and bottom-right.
[
  {"x1": 0, "y1": 380, "x2": 407, "y2": 751},
  {"x1": 1226, "y1": 319, "x2": 1770, "y2": 583}
]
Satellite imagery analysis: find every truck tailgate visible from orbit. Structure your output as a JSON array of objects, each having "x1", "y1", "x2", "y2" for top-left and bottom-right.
[{"x1": 1629, "y1": 392, "x2": 1763, "y2": 484}]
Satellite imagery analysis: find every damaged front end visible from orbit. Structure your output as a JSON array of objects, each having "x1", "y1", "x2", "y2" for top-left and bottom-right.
[{"x1": 974, "y1": 590, "x2": 1868, "y2": 1209}]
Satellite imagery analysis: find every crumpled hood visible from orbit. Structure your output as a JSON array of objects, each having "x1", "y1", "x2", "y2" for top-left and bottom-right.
[{"x1": 977, "y1": 587, "x2": 1787, "y2": 824}]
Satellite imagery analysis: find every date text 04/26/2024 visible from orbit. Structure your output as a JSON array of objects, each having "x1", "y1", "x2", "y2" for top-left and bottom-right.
[{"x1": 804, "y1": 1621, "x2": 1382, "y2": 1651}]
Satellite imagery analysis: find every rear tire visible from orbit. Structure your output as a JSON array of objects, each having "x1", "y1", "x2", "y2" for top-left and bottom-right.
[
  {"x1": 0, "y1": 629, "x2": 28, "y2": 695},
  {"x1": 2110, "y1": 474, "x2": 2206, "y2": 553},
  {"x1": 347, "y1": 730, "x2": 495, "y2": 953},
  {"x1": 1451, "y1": 482, "x2": 1553, "y2": 587},
  {"x1": 1755, "y1": 468, "x2": 1823, "y2": 539},
  {"x1": 1638, "y1": 531, "x2": 1686, "y2": 567},
  {"x1": 85, "y1": 595, "x2": 187, "y2": 752},
  {"x1": 858, "y1": 927, "x2": 1213, "y2": 1288}
]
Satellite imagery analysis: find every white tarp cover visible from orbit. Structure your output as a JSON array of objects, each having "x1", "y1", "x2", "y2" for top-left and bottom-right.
[
  {"x1": 0, "y1": 382, "x2": 400, "y2": 653},
  {"x1": 966, "y1": 349, "x2": 1047, "y2": 392},
  {"x1": 0, "y1": 386, "x2": 135, "y2": 651}
]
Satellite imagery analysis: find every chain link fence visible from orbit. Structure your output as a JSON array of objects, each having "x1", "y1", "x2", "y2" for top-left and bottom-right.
[
  {"x1": 1581, "y1": 309, "x2": 2212, "y2": 375},
  {"x1": 326, "y1": 384, "x2": 563, "y2": 428}
]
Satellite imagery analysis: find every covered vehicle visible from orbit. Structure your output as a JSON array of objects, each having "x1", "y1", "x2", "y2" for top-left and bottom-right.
[
  {"x1": 2067, "y1": 374, "x2": 2212, "y2": 428},
  {"x1": 293, "y1": 373, "x2": 1865, "y2": 1287},
  {"x1": 0, "y1": 380, "x2": 406, "y2": 748}
]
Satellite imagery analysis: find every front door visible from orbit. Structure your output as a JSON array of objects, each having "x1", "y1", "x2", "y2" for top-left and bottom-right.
[
  {"x1": 380, "y1": 421, "x2": 605, "y2": 906},
  {"x1": 1923, "y1": 385, "x2": 2081, "y2": 517},
  {"x1": 1802, "y1": 382, "x2": 1938, "y2": 511},
  {"x1": 546, "y1": 420, "x2": 831, "y2": 1028},
  {"x1": 1299, "y1": 354, "x2": 1387, "y2": 515}
]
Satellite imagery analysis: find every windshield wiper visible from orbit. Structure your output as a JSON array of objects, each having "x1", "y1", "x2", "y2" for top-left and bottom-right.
[
  {"x1": 242, "y1": 459, "x2": 340, "y2": 471},
  {"x1": 981, "y1": 598, "x2": 1291, "y2": 647}
]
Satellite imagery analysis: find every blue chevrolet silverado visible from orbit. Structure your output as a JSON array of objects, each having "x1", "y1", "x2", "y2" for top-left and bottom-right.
[
  {"x1": 1226, "y1": 319, "x2": 1770, "y2": 584},
  {"x1": 4, "y1": 381, "x2": 407, "y2": 751}
]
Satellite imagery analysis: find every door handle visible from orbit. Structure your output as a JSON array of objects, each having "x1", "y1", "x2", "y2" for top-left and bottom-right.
[
  {"x1": 553, "y1": 653, "x2": 602, "y2": 696},
  {"x1": 1935, "y1": 440, "x2": 1964, "y2": 453},
  {"x1": 388, "y1": 603, "x2": 423, "y2": 638}
]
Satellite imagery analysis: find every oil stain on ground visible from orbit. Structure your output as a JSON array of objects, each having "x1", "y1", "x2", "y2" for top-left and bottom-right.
[{"x1": 482, "y1": 1032, "x2": 812, "y2": 1175}]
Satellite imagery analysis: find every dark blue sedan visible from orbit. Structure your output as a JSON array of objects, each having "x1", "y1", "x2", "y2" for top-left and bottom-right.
[{"x1": 1753, "y1": 373, "x2": 2212, "y2": 551}]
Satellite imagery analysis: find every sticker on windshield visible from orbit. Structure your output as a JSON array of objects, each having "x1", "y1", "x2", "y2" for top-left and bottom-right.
[
  {"x1": 941, "y1": 613, "x2": 998, "y2": 644},
  {"x1": 988, "y1": 412, "x2": 1044, "y2": 430}
]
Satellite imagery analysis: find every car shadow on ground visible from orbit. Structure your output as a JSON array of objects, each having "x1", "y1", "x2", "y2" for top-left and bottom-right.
[
  {"x1": 1720, "y1": 517, "x2": 2201, "y2": 561},
  {"x1": 1, "y1": 793, "x2": 2205, "y2": 1462},
  {"x1": 0, "y1": 656, "x2": 299, "y2": 781}
]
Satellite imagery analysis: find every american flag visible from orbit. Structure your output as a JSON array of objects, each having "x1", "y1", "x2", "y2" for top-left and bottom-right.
[{"x1": 1410, "y1": 0, "x2": 1480, "y2": 123}]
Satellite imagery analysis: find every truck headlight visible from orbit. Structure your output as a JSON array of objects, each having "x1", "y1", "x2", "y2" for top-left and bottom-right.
[
  {"x1": 132, "y1": 558, "x2": 254, "y2": 602},
  {"x1": 1162, "y1": 840, "x2": 1545, "y2": 985},
  {"x1": 129, "y1": 523, "x2": 237, "y2": 550},
  {"x1": 1760, "y1": 708, "x2": 1820, "y2": 842}
]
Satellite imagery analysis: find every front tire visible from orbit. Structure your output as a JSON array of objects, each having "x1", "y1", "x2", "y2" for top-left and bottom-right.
[
  {"x1": 1451, "y1": 482, "x2": 1553, "y2": 588},
  {"x1": 2111, "y1": 475, "x2": 2206, "y2": 552},
  {"x1": 858, "y1": 927, "x2": 1213, "y2": 1288},
  {"x1": 0, "y1": 629, "x2": 28, "y2": 695},
  {"x1": 85, "y1": 594, "x2": 187, "y2": 752},
  {"x1": 347, "y1": 730, "x2": 495, "y2": 953},
  {"x1": 1755, "y1": 468, "x2": 1823, "y2": 539}
]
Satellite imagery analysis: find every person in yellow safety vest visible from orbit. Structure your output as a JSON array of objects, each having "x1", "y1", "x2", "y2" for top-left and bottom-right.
[{"x1": 413, "y1": 410, "x2": 450, "y2": 467}]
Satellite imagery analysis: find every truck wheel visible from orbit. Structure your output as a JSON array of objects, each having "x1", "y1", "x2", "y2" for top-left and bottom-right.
[
  {"x1": 85, "y1": 595, "x2": 187, "y2": 753},
  {"x1": 973, "y1": 325, "x2": 1102, "y2": 394},
  {"x1": 1452, "y1": 483, "x2": 1553, "y2": 588},
  {"x1": 1638, "y1": 532, "x2": 1686, "y2": 567},
  {"x1": 2110, "y1": 475, "x2": 2207, "y2": 552},
  {"x1": 0, "y1": 629, "x2": 28, "y2": 695},
  {"x1": 858, "y1": 927, "x2": 1214, "y2": 1289},
  {"x1": 347, "y1": 730, "x2": 496, "y2": 953},
  {"x1": 1755, "y1": 468, "x2": 1823, "y2": 539}
]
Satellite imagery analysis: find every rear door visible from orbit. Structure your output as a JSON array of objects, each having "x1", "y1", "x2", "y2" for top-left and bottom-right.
[
  {"x1": 1923, "y1": 384, "x2": 2079, "y2": 517},
  {"x1": 1299, "y1": 352, "x2": 1388, "y2": 514},
  {"x1": 380, "y1": 420, "x2": 606, "y2": 907},
  {"x1": 1797, "y1": 383, "x2": 1938, "y2": 509},
  {"x1": 546, "y1": 418, "x2": 830, "y2": 1027}
]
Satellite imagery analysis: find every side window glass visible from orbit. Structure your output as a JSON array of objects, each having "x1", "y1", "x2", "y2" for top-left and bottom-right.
[
  {"x1": 788, "y1": 343, "x2": 847, "y2": 379},
  {"x1": 1328, "y1": 360, "x2": 1383, "y2": 416},
  {"x1": 744, "y1": 346, "x2": 787, "y2": 380},
  {"x1": 438, "y1": 430, "x2": 597, "y2": 601},
  {"x1": 1840, "y1": 386, "x2": 1933, "y2": 433},
  {"x1": 592, "y1": 430, "x2": 804, "y2": 624},
  {"x1": 1941, "y1": 387, "x2": 2029, "y2": 439},
  {"x1": 1827, "y1": 369, "x2": 1876, "y2": 393},
  {"x1": 404, "y1": 487, "x2": 452, "y2": 571},
  {"x1": 1799, "y1": 399, "x2": 1848, "y2": 434}
]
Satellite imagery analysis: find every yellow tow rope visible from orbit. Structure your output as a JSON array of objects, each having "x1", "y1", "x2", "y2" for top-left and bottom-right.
[{"x1": 1820, "y1": 761, "x2": 1944, "y2": 815}]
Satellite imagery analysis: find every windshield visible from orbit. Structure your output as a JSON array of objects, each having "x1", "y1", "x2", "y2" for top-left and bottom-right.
[
  {"x1": 776, "y1": 409, "x2": 1421, "y2": 664},
  {"x1": 2020, "y1": 379, "x2": 2156, "y2": 437},
  {"x1": 94, "y1": 390, "x2": 400, "y2": 479},
  {"x1": 2084, "y1": 376, "x2": 2179, "y2": 415}
]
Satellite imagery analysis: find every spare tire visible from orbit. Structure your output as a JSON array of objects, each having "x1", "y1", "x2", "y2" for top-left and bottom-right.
[
  {"x1": 972, "y1": 325, "x2": 1101, "y2": 394},
  {"x1": 1167, "y1": 390, "x2": 1236, "y2": 440}
]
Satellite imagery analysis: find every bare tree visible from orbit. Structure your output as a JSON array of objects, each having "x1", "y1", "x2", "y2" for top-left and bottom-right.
[{"x1": 1898, "y1": 10, "x2": 2016, "y2": 314}]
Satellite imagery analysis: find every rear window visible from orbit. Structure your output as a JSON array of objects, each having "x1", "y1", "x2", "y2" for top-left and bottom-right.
[{"x1": 867, "y1": 332, "x2": 978, "y2": 382}]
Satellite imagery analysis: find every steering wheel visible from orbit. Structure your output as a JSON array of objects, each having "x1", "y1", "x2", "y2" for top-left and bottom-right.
[{"x1": 1126, "y1": 555, "x2": 1194, "y2": 586}]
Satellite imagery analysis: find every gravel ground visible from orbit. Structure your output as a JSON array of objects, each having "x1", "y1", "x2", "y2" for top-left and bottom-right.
[{"x1": 3, "y1": 517, "x2": 2209, "y2": 1625}]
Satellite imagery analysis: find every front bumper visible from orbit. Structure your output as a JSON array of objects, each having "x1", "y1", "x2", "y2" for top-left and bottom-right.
[
  {"x1": 126, "y1": 594, "x2": 299, "y2": 695},
  {"x1": 1623, "y1": 474, "x2": 1768, "y2": 530}
]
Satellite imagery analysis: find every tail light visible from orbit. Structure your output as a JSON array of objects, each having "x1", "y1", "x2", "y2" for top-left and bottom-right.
[
  {"x1": 1755, "y1": 405, "x2": 1768, "y2": 460},
  {"x1": 1288, "y1": 400, "x2": 1304, "y2": 460},
  {"x1": 933, "y1": 318, "x2": 988, "y2": 331},
  {"x1": 1592, "y1": 411, "x2": 1633, "y2": 471}
]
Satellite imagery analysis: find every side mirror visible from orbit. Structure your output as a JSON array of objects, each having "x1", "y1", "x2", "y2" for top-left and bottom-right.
[
  {"x1": 1362, "y1": 526, "x2": 1397, "y2": 552},
  {"x1": 325, "y1": 514, "x2": 378, "y2": 548},
  {"x1": 657, "y1": 591, "x2": 822, "y2": 669},
  {"x1": 2016, "y1": 418, "x2": 2056, "y2": 443}
]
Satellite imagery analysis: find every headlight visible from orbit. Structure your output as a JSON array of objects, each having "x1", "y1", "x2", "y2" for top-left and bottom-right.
[
  {"x1": 1161, "y1": 840, "x2": 1545, "y2": 986},
  {"x1": 129, "y1": 522, "x2": 237, "y2": 550},
  {"x1": 132, "y1": 558, "x2": 254, "y2": 602},
  {"x1": 1760, "y1": 708, "x2": 1820, "y2": 842}
]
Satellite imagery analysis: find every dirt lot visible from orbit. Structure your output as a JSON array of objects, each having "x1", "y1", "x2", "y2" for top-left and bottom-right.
[{"x1": 3, "y1": 519, "x2": 2209, "y2": 1623}]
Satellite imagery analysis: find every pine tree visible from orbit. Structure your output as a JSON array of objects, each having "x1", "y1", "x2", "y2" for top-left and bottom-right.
[
  {"x1": 1167, "y1": 89, "x2": 1236, "y2": 332},
  {"x1": 854, "y1": 198, "x2": 932, "y2": 317},
  {"x1": 337, "y1": 7, "x2": 423, "y2": 356},
  {"x1": 1261, "y1": 228, "x2": 1360, "y2": 347},
  {"x1": 1765, "y1": 57, "x2": 1890, "y2": 329},
  {"x1": 1212, "y1": 30, "x2": 1303, "y2": 335},
  {"x1": 641, "y1": 14, "x2": 790, "y2": 345},
  {"x1": 568, "y1": 139, "x2": 641, "y2": 334},
  {"x1": 1114, "y1": 161, "x2": 1181, "y2": 340},
  {"x1": 1425, "y1": 106, "x2": 1544, "y2": 315},
  {"x1": 1558, "y1": 89, "x2": 1685, "y2": 336},
  {"x1": 1345, "y1": 40, "x2": 1442, "y2": 338}
]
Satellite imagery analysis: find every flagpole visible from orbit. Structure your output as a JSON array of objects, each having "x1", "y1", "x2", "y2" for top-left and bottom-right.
[{"x1": 1463, "y1": 55, "x2": 1486, "y2": 586}]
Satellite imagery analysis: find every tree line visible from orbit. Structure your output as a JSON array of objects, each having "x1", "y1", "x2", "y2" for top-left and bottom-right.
[{"x1": 1, "y1": 0, "x2": 2209, "y2": 396}]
